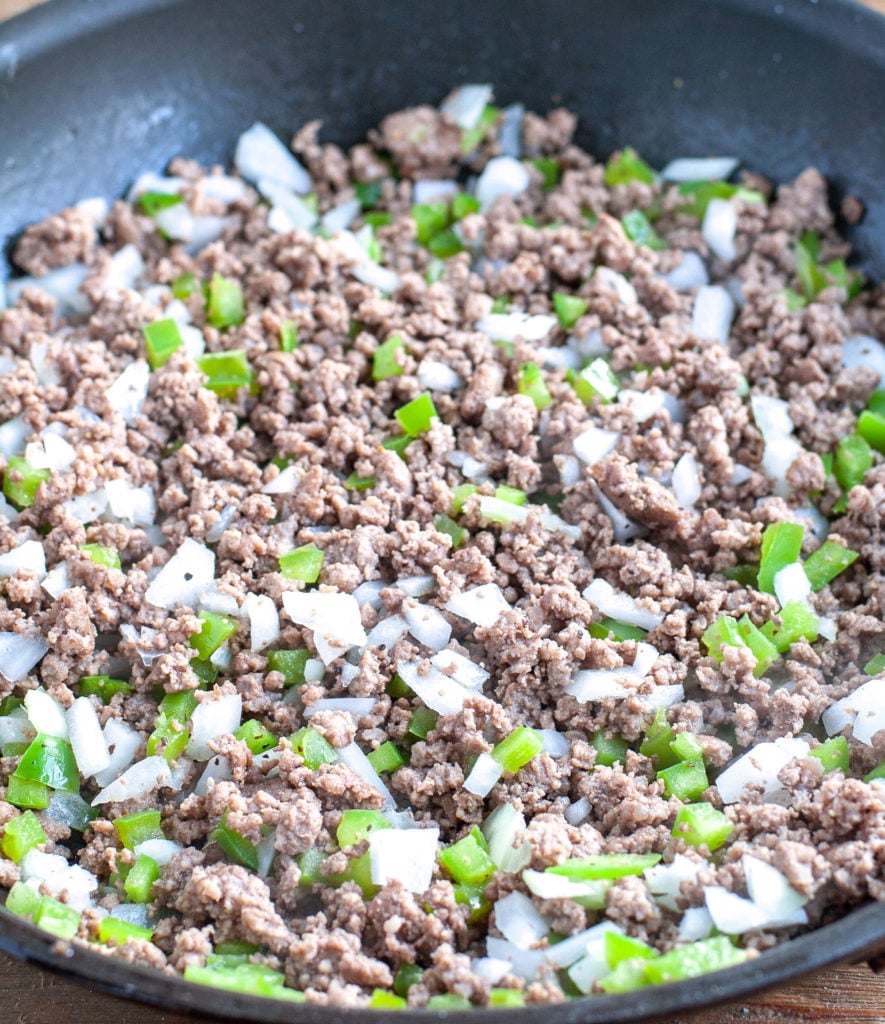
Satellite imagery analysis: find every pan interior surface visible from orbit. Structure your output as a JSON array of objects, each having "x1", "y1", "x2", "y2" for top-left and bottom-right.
[{"x1": 0, "y1": 1, "x2": 884, "y2": 1022}]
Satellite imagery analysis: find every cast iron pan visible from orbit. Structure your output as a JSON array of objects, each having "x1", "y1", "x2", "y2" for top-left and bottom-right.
[{"x1": 0, "y1": 0, "x2": 884, "y2": 1020}]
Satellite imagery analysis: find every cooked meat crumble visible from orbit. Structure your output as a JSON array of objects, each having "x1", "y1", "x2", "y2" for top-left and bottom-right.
[{"x1": 0, "y1": 85, "x2": 882, "y2": 1008}]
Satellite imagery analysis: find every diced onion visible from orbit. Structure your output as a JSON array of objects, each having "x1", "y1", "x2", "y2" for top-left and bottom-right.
[
  {"x1": 743, "y1": 854, "x2": 808, "y2": 921},
  {"x1": 774, "y1": 562, "x2": 812, "y2": 608},
  {"x1": 564, "y1": 797, "x2": 590, "y2": 826},
  {"x1": 644, "y1": 854, "x2": 707, "y2": 911},
  {"x1": 244, "y1": 593, "x2": 280, "y2": 652},
  {"x1": 235, "y1": 122, "x2": 311, "y2": 194},
  {"x1": 412, "y1": 180, "x2": 459, "y2": 204},
  {"x1": 445, "y1": 583, "x2": 510, "y2": 628},
  {"x1": 92, "y1": 755, "x2": 171, "y2": 805},
  {"x1": 365, "y1": 615, "x2": 408, "y2": 652},
  {"x1": 583, "y1": 578, "x2": 664, "y2": 630},
  {"x1": 337, "y1": 742, "x2": 395, "y2": 808},
  {"x1": 304, "y1": 697, "x2": 375, "y2": 719},
  {"x1": 369, "y1": 825, "x2": 439, "y2": 892},
  {"x1": 61, "y1": 489, "x2": 109, "y2": 524},
  {"x1": 672, "y1": 452, "x2": 702, "y2": 509},
  {"x1": 662, "y1": 251, "x2": 709, "y2": 291},
  {"x1": 25, "y1": 689, "x2": 68, "y2": 739},
  {"x1": 538, "y1": 729, "x2": 570, "y2": 758},
  {"x1": 678, "y1": 906, "x2": 714, "y2": 941},
  {"x1": 691, "y1": 284, "x2": 735, "y2": 343},
  {"x1": 429, "y1": 649, "x2": 489, "y2": 690},
  {"x1": 260, "y1": 180, "x2": 318, "y2": 230},
  {"x1": 185, "y1": 692, "x2": 242, "y2": 760},
  {"x1": 134, "y1": 838, "x2": 184, "y2": 866},
  {"x1": 475, "y1": 311, "x2": 557, "y2": 344},
  {"x1": 106, "y1": 359, "x2": 151, "y2": 425},
  {"x1": 842, "y1": 334, "x2": 885, "y2": 385},
  {"x1": 145, "y1": 538, "x2": 216, "y2": 611},
  {"x1": 573, "y1": 425, "x2": 621, "y2": 466},
  {"x1": 0, "y1": 539, "x2": 46, "y2": 580},
  {"x1": 105, "y1": 478, "x2": 156, "y2": 526},
  {"x1": 321, "y1": 199, "x2": 361, "y2": 235},
  {"x1": 195, "y1": 755, "x2": 231, "y2": 797},
  {"x1": 475, "y1": 156, "x2": 530, "y2": 210},
  {"x1": 565, "y1": 670, "x2": 631, "y2": 703},
  {"x1": 282, "y1": 590, "x2": 367, "y2": 649},
  {"x1": 0, "y1": 634, "x2": 49, "y2": 684},
  {"x1": 594, "y1": 267, "x2": 637, "y2": 306},
  {"x1": 702, "y1": 198, "x2": 738, "y2": 262},
  {"x1": 716, "y1": 737, "x2": 810, "y2": 804},
  {"x1": 6, "y1": 264, "x2": 91, "y2": 316},
  {"x1": 463, "y1": 752, "x2": 504, "y2": 796},
  {"x1": 494, "y1": 891, "x2": 550, "y2": 950},
  {"x1": 824, "y1": 679, "x2": 885, "y2": 745},
  {"x1": 498, "y1": 103, "x2": 524, "y2": 159},
  {"x1": 403, "y1": 602, "x2": 452, "y2": 651},
  {"x1": 590, "y1": 482, "x2": 647, "y2": 543},
  {"x1": 397, "y1": 660, "x2": 472, "y2": 716},
  {"x1": 0, "y1": 416, "x2": 30, "y2": 459},
  {"x1": 483, "y1": 804, "x2": 531, "y2": 873},
  {"x1": 417, "y1": 359, "x2": 462, "y2": 391},
  {"x1": 660, "y1": 157, "x2": 738, "y2": 182},
  {"x1": 199, "y1": 175, "x2": 248, "y2": 204},
  {"x1": 104, "y1": 244, "x2": 145, "y2": 292},
  {"x1": 618, "y1": 388, "x2": 667, "y2": 423},
  {"x1": 441, "y1": 84, "x2": 493, "y2": 130},
  {"x1": 397, "y1": 575, "x2": 437, "y2": 598},
  {"x1": 93, "y1": 718, "x2": 140, "y2": 787},
  {"x1": 68, "y1": 697, "x2": 110, "y2": 776}
]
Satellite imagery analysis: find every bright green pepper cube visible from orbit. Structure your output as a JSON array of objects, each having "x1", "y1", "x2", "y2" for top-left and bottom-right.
[
  {"x1": 1, "y1": 810, "x2": 47, "y2": 862},
  {"x1": 669, "y1": 732, "x2": 705, "y2": 763},
  {"x1": 393, "y1": 963, "x2": 424, "y2": 998},
  {"x1": 438, "y1": 829, "x2": 496, "y2": 886},
  {"x1": 16, "y1": 734, "x2": 79, "y2": 792},
  {"x1": 605, "y1": 931, "x2": 659, "y2": 968},
  {"x1": 279, "y1": 321, "x2": 299, "y2": 352},
  {"x1": 210, "y1": 823, "x2": 258, "y2": 872},
  {"x1": 289, "y1": 727, "x2": 337, "y2": 771},
  {"x1": 6, "y1": 774, "x2": 50, "y2": 810},
  {"x1": 488, "y1": 988, "x2": 526, "y2": 1007},
  {"x1": 427, "y1": 995, "x2": 472, "y2": 1010},
  {"x1": 35, "y1": 896, "x2": 81, "y2": 940},
  {"x1": 328, "y1": 848, "x2": 377, "y2": 897},
  {"x1": 266, "y1": 649, "x2": 310, "y2": 686},
  {"x1": 337, "y1": 809, "x2": 392, "y2": 848},
  {"x1": 553, "y1": 292, "x2": 588, "y2": 329},
  {"x1": 621, "y1": 209, "x2": 664, "y2": 250},
  {"x1": 97, "y1": 915, "x2": 155, "y2": 945},
  {"x1": 190, "y1": 611, "x2": 237, "y2": 660},
  {"x1": 856, "y1": 409, "x2": 885, "y2": 453},
  {"x1": 672, "y1": 802, "x2": 733, "y2": 851},
  {"x1": 451, "y1": 193, "x2": 480, "y2": 220},
  {"x1": 802, "y1": 540, "x2": 859, "y2": 591},
  {"x1": 658, "y1": 759, "x2": 709, "y2": 801},
  {"x1": 345, "y1": 472, "x2": 376, "y2": 491},
  {"x1": 114, "y1": 810, "x2": 164, "y2": 850},
  {"x1": 494, "y1": 484, "x2": 527, "y2": 507},
  {"x1": 407, "y1": 706, "x2": 438, "y2": 740},
  {"x1": 598, "y1": 959, "x2": 651, "y2": 994},
  {"x1": 395, "y1": 392, "x2": 438, "y2": 437},
  {"x1": 517, "y1": 361, "x2": 552, "y2": 411},
  {"x1": 592, "y1": 730, "x2": 629, "y2": 767},
  {"x1": 138, "y1": 191, "x2": 182, "y2": 217},
  {"x1": 531, "y1": 157, "x2": 561, "y2": 191},
  {"x1": 78, "y1": 675, "x2": 133, "y2": 701},
  {"x1": 491, "y1": 726, "x2": 544, "y2": 773},
  {"x1": 639, "y1": 708, "x2": 678, "y2": 768},
  {"x1": 434, "y1": 512, "x2": 468, "y2": 549},
  {"x1": 80, "y1": 543, "x2": 122, "y2": 569},
  {"x1": 459, "y1": 104, "x2": 498, "y2": 155},
  {"x1": 171, "y1": 272, "x2": 200, "y2": 300},
  {"x1": 702, "y1": 615, "x2": 744, "y2": 662},
  {"x1": 590, "y1": 618, "x2": 648, "y2": 642},
  {"x1": 428, "y1": 229, "x2": 464, "y2": 258},
  {"x1": 864, "y1": 653, "x2": 885, "y2": 676},
  {"x1": 196, "y1": 349, "x2": 253, "y2": 397},
  {"x1": 143, "y1": 318, "x2": 183, "y2": 369},
  {"x1": 412, "y1": 203, "x2": 450, "y2": 246},
  {"x1": 736, "y1": 615, "x2": 779, "y2": 677},
  {"x1": 810, "y1": 735, "x2": 850, "y2": 774},
  {"x1": 3, "y1": 456, "x2": 50, "y2": 509},
  {"x1": 366, "y1": 740, "x2": 406, "y2": 775},
  {"x1": 568, "y1": 358, "x2": 620, "y2": 403},
  {"x1": 864, "y1": 761, "x2": 885, "y2": 783},
  {"x1": 372, "y1": 334, "x2": 406, "y2": 381},
  {"x1": 297, "y1": 847, "x2": 325, "y2": 887},
  {"x1": 234, "y1": 719, "x2": 277, "y2": 755},
  {"x1": 124, "y1": 854, "x2": 160, "y2": 903},
  {"x1": 450, "y1": 483, "x2": 478, "y2": 516},
  {"x1": 757, "y1": 521, "x2": 805, "y2": 594},
  {"x1": 205, "y1": 273, "x2": 245, "y2": 328},
  {"x1": 146, "y1": 712, "x2": 189, "y2": 761},
  {"x1": 643, "y1": 935, "x2": 747, "y2": 983},
  {"x1": 159, "y1": 690, "x2": 198, "y2": 721},
  {"x1": 369, "y1": 989, "x2": 406, "y2": 1009},
  {"x1": 548, "y1": 853, "x2": 662, "y2": 880},
  {"x1": 760, "y1": 600, "x2": 819, "y2": 653},
  {"x1": 834, "y1": 433, "x2": 873, "y2": 492},
  {"x1": 278, "y1": 542, "x2": 324, "y2": 583},
  {"x1": 5, "y1": 880, "x2": 42, "y2": 918},
  {"x1": 381, "y1": 433, "x2": 412, "y2": 457},
  {"x1": 604, "y1": 147, "x2": 656, "y2": 187}
]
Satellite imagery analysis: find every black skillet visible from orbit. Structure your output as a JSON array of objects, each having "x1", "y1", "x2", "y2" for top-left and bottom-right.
[{"x1": 0, "y1": 0, "x2": 883, "y2": 1020}]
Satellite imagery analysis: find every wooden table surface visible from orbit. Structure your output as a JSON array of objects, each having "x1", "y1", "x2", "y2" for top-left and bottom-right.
[{"x1": 1, "y1": 0, "x2": 884, "y2": 1021}]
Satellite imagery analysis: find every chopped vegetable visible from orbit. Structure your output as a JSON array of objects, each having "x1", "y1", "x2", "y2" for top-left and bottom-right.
[
  {"x1": 438, "y1": 827, "x2": 496, "y2": 886},
  {"x1": 406, "y1": 706, "x2": 438, "y2": 741},
  {"x1": 394, "y1": 392, "x2": 438, "y2": 436},
  {"x1": 517, "y1": 361, "x2": 552, "y2": 410},
  {"x1": 834, "y1": 433, "x2": 873, "y2": 492},
  {"x1": 35, "y1": 896, "x2": 81, "y2": 940},
  {"x1": 589, "y1": 618, "x2": 648, "y2": 642},
  {"x1": 289, "y1": 727, "x2": 336, "y2": 770},
  {"x1": 434, "y1": 512, "x2": 468, "y2": 549},
  {"x1": 677, "y1": 181, "x2": 764, "y2": 219},
  {"x1": 235, "y1": 719, "x2": 277, "y2": 755},
  {"x1": 124, "y1": 853, "x2": 160, "y2": 903},
  {"x1": 857, "y1": 409, "x2": 885, "y2": 453},
  {"x1": 760, "y1": 601, "x2": 819, "y2": 653},
  {"x1": 171, "y1": 272, "x2": 200, "y2": 300},
  {"x1": 451, "y1": 483, "x2": 479, "y2": 515},
  {"x1": 810, "y1": 735, "x2": 850, "y2": 774},
  {"x1": 143, "y1": 318, "x2": 183, "y2": 369},
  {"x1": 644, "y1": 936, "x2": 747, "y2": 983},
  {"x1": 864, "y1": 653, "x2": 885, "y2": 676},
  {"x1": 592, "y1": 730, "x2": 629, "y2": 767},
  {"x1": 206, "y1": 273, "x2": 245, "y2": 328},
  {"x1": 672, "y1": 803, "x2": 733, "y2": 850},
  {"x1": 266, "y1": 649, "x2": 310, "y2": 686},
  {"x1": 1, "y1": 809, "x2": 46, "y2": 862},
  {"x1": 494, "y1": 484, "x2": 527, "y2": 506},
  {"x1": 757, "y1": 522, "x2": 805, "y2": 593},
  {"x1": 16, "y1": 734, "x2": 79, "y2": 792},
  {"x1": 345, "y1": 472, "x2": 376, "y2": 491},
  {"x1": 366, "y1": 740, "x2": 406, "y2": 774},
  {"x1": 658, "y1": 759, "x2": 708, "y2": 801},
  {"x1": 190, "y1": 611, "x2": 238, "y2": 660},
  {"x1": 97, "y1": 916, "x2": 154, "y2": 945},
  {"x1": 278, "y1": 543, "x2": 324, "y2": 583},
  {"x1": 210, "y1": 818, "x2": 259, "y2": 872},
  {"x1": 337, "y1": 809, "x2": 391, "y2": 848},
  {"x1": 279, "y1": 321, "x2": 299, "y2": 352},
  {"x1": 736, "y1": 615, "x2": 779, "y2": 677},
  {"x1": 553, "y1": 292, "x2": 588, "y2": 329},
  {"x1": 114, "y1": 809, "x2": 164, "y2": 850},
  {"x1": 604, "y1": 147, "x2": 656, "y2": 187},
  {"x1": 491, "y1": 726, "x2": 544, "y2": 773},
  {"x1": 3, "y1": 456, "x2": 50, "y2": 509},
  {"x1": 80, "y1": 543, "x2": 121, "y2": 569},
  {"x1": 427, "y1": 229, "x2": 463, "y2": 258},
  {"x1": 451, "y1": 193, "x2": 480, "y2": 220},
  {"x1": 6, "y1": 774, "x2": 50, "y2": 810},
  {"x1": 548, "y1": 853, "x2": 662, "y2": 880},
  {"x1": 372, "y1": 335, "x2": 406, "y2": 381},
  {"x1": 803, "y1": 540, "x2": 859, "y2": 591},
  {"x1": 702, "y1": 615, "x2": 744, "y2": 662},
  {"x1": 138, "y1": 191, "x2": 183, "y2": 216},
  {"x1": 196, "y1": 349, "x2": 253, "y2": 397},
  {"x1": 78, "y1": 675, "x2": 133, "y2": 701},
  {"x1": 622, "y1": 209, "x2": 664, "y2": 250},
  {"x1": 412, "y1": 202, "x2": 450, "y2": 245},
  {"x1": 393, "y1": 963, "x2": 424, "y2": 998},
  {"x1": 568, "y1": 358, "x2": 620, "y2": 403},
  {"x1": 639, "y1": 708, "x2": 678, "y2": 769}
]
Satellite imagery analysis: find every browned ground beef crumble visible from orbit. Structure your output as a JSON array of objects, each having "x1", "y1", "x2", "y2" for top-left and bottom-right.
[{"x1": 0, "y1": 90, "x2": 883, "y2": 1008}]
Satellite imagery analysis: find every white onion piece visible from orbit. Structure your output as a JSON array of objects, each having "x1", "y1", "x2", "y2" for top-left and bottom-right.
[
  {"x1": 282, "y1": 590, "x2": 367, "y2": 649},
  {"x1": 475, "y1": 311, "x2": 556, "y2": 344},
  {"x1": 590, "y1": 482, "x2": 647, "y2": 542},
  {"x1": 557, "y1": 454, "x2": 582, "y2": 486},
  {"x1": 106, "y1": 359, "x2": 151, "y2": 425},
  {"x1": 320, "y1": 198, "x2": 361, "y2": 235},
  {"x1": 145, "y1": 538, "x2": 215, "y2": 610},
  {"x1": 568, "y1": 934, "x2": 620, "y2": 994},
  {"x1": 536, "y1": 345, "x2": 581, "y2": 371},
  {"x1": 153, "y1": 202, "x2": 194, "y2": 242},
  {"x1": 672, "y1": 452, "x2": 702, "y2": 508},
  {"x1": 573, "y1": 425, "x2": 621, "y2": 466},
  {"x1": 662, "y1": 250, "x2": 710, "y2": 291},
  {"x1": 482, "y1": 804, "x2": 531, "y2": 873},
  {"x1": 0, "y1": 634, "x2": 49, "y2": 683},
  {"x1": 477, "y1": 495, "x2": 580, "y2": 541},
  {"x1": 353, "y1": 580, "x2": 385, "y2": 610},
  {"x1": 352, "y1": 259, "x2": 401, "y2": 294},
  {"x1": 752, "y1": 394, "x2": 793, "y2": 441},
  {"x1": 365, "y1": 615, "x2": 408, "y2": 652},
  {"x1": 20, "y1": 850, "x2": 67, "y2": 880},
  {"x1": 205, "y1": 504, "x2": 237, "y2": 543},
  {"x1": 0, "y1": 497, "x2": 20, "y2": 525},
  {"x1": 824, "y1": 679, "x2": 885, "y2": 745},
  {"x1": 569, "y1": 327, "x2": 609, "y2": 360},
  {"x1": 445, "y1": 583, "x2": 510, "y2": 628},
  {"x1": 583, "y1": 578, "x2": 664, "y2": 630},
  {"x1": 104, "y1": 244, "x2": 144, "y2": 292},
  {"x1": 260, "y1": 180, "x2": 317, "y2": 231},
  {"x1": 538, "y1": 729, "x2": 570, "y2": 758},
  {"x1": 369, "y1": 825, "x2": 439, "y2": 892},
  {"x1": 412, "y1": 180, "x2": 459, "y2": 204},
  {"x1": 92, "y1": 756, "x2": 171, "y2": 805},
  {"x1": 644, "y1": 854, "x2": 708, "y2": 911},
  {"x1": 128, "y1": 172, "x2": 184, "y2": 199},
  {"x1": 441, "y1": 84, "x2": 493, "y2": 130},
  {"x1": 494, "y1": 891, "x2": 550, "y2": 950},
  {"x1": 6, "y1": 264, "x2": 91, "y2": 316},
  {"x1": 566, "y1": 670, "x2": 631, "y2": 703},
  {"x1": 702, "y1": 198, "x2": 738, "y2": 262},
  {"x1": 661, "y1": 156, "x2": 738, "y2": 182},
  {"x1": 429, "y1": 650, "x2": 489, "y2": 690},
  {"x1": 564, "y1": 796, "x2": 591, "y2": 826},
  {"x1": 67, "y1": 697, "x2": 110, "y2": 776},
  {"x1": 499, "y1": 103, "x2": 524, "y2": 159},
  {"x1": 303, "y1": 658, "x2": 325, "y2": 682},
  {"x1": 397, "y1": 660, "x2": 471, "y2": 716},
  {"x1": 21, "y1": 853, "x2": 97, "y2": 911},
  {"x1": 417, "y1": 359, "x2": 462, "y2": 392},
  {"x1": 594, "y1": 267, "x2": 638, "y2": 306},
  {"x1": 243, "y1": 593, "x2": 280, "y2": 652},
  {"x1": 186, "y1": 215, "x2": 236, "y2": 255},
  {"x1": 337, "y1": 742, "x2": 395, "y2": 808},
  {"x1": 26, "y1": 433, "x2": 77, "y2": 473},
  {"x1": 522, "y1": 869, "x2": 600, "y2": 902},
  {"x1": 484, "y1": 938, "x2": 545, "y2": 979},
  {"x1": 618, "y1": 388, "x2": 667, "y2": 423},
  {"x1": 109, "y1": 904, "x2": 151, "y2": 927},
  {"x1": 463, "y1": 752, "x2": 504, "y2": 796},
  {"x1": 262, "y1": 464, "x2": 302, "y2": 495},
  {"x1": 403, "y1": 602, "x2": 451, "y2": 651},
  {"x1": 548, "y1": 920, "x2": 624, "y2": 970},
  {"x1": 195, "y1": 754, "x2": 231, "y2": 797},
  {"x1": 0, "y1": 710, "x2": 34, "y2": 747},
  {"x1": 471, "y1": 958, "x2": 512, "y2": 986},
  {"x1": 743, "y1": 855, "x2": 808, "y2": 920},
  {"x1": 105, "y1": 478, "x2": 156, "y2": 526},
  {"x1": 91, "y1": 718, "x2": 139, "y2": 788},
  {"x1": 0, "y1": 540, "x2": 46, "y2": 580},
  {"x1": 185, "y1": 692, "x2": 242, "y2": 760},
  {"x1": 24, "y1": 689, "x2": 68, "y2": 739},
  {"x1": 842, "y1": 334, "x2": 885, "y2": 385},
  {"x1": 61, "y1": 489, "x2": 109, "y2": 524},
  {"x1": 774, "y1": 562, "x2": 812, "y2": 608},
  {"x1": 691, "y1": 284, "x2": 735, "y2": 343},
  {"x1": 75, "y1": 196, "x2": 110, "y2": 225},
  {"x1": 27, "y1": 341, "x2": 59, "y2": 387},
  {"x1": 397, "y1": 575, "x2": 436, "y2": 598},
  {"x1": 706, "y1": 886, "x2": 786, "y2": 934},
  {"x1": 716, "y1": 737, "x2": 810, "y2": 803},
  {"x1": 679, "y1": 906, "x2": 715, "y2": 941},
  {"x1": 0, "y1": 416, "x2": 30, "y2": 459},
  {"x1": 235, "y1": 122, "x2": 311, "y2": 194},
  {"x1": 304, "y1": 697, "x2": 375, "y2": 719},
  {"x1": 476, "y1": 156, "x2": 530, "y2": 210},
  {"x1": 199, "y1": 175, "x2": 247, "y2": 204},
  {"x1": 134, "y1": 838, "x2": 184, "y2": 866},
  {"x1": 643, "y1": 683, "x2": 686, "y2": 709}
]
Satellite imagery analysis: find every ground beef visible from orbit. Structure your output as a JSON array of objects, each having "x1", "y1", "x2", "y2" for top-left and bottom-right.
[{"x1": 0, "y1": 86, "x2": 883, "y2": 1010}]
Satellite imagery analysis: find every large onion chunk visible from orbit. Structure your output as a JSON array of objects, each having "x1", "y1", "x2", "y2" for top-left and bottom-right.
[
  {"x1": 67, "y1": 697, "x2": 111, "y2": 776},
  {"x1": 92, "y1": 756, "x2": 171, "y2": 805},
  {"x1": 445, "y1": 583, "x2": 510, "y2": 628},
  {"x1": 185, "y1": 692, "x2": 242, "y2": 760},
  {"x1": 0, "y1": 635, "x2": 49, "y2": 683},
  {"x1": 145, "y1": 538, "x2": 216, "y2": 610},
  {"x1": 583, "y1": 578, "x2": 664, "y2": 630},
  {"x1": 282, "y1": 590, "x2": 367, "y2": 649},
  {"x1": 716, "y1": 737, "x2": 810, "y2": 803},
  {"x1": 235, "y1": 122, "x2": 311, "y2": 194},
  {"x1": 0, "y1": 540, "x2": 46, "y2": 580},
  {"x1": 369, "y1": 826, "x2": 440, "y2": 892}
]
